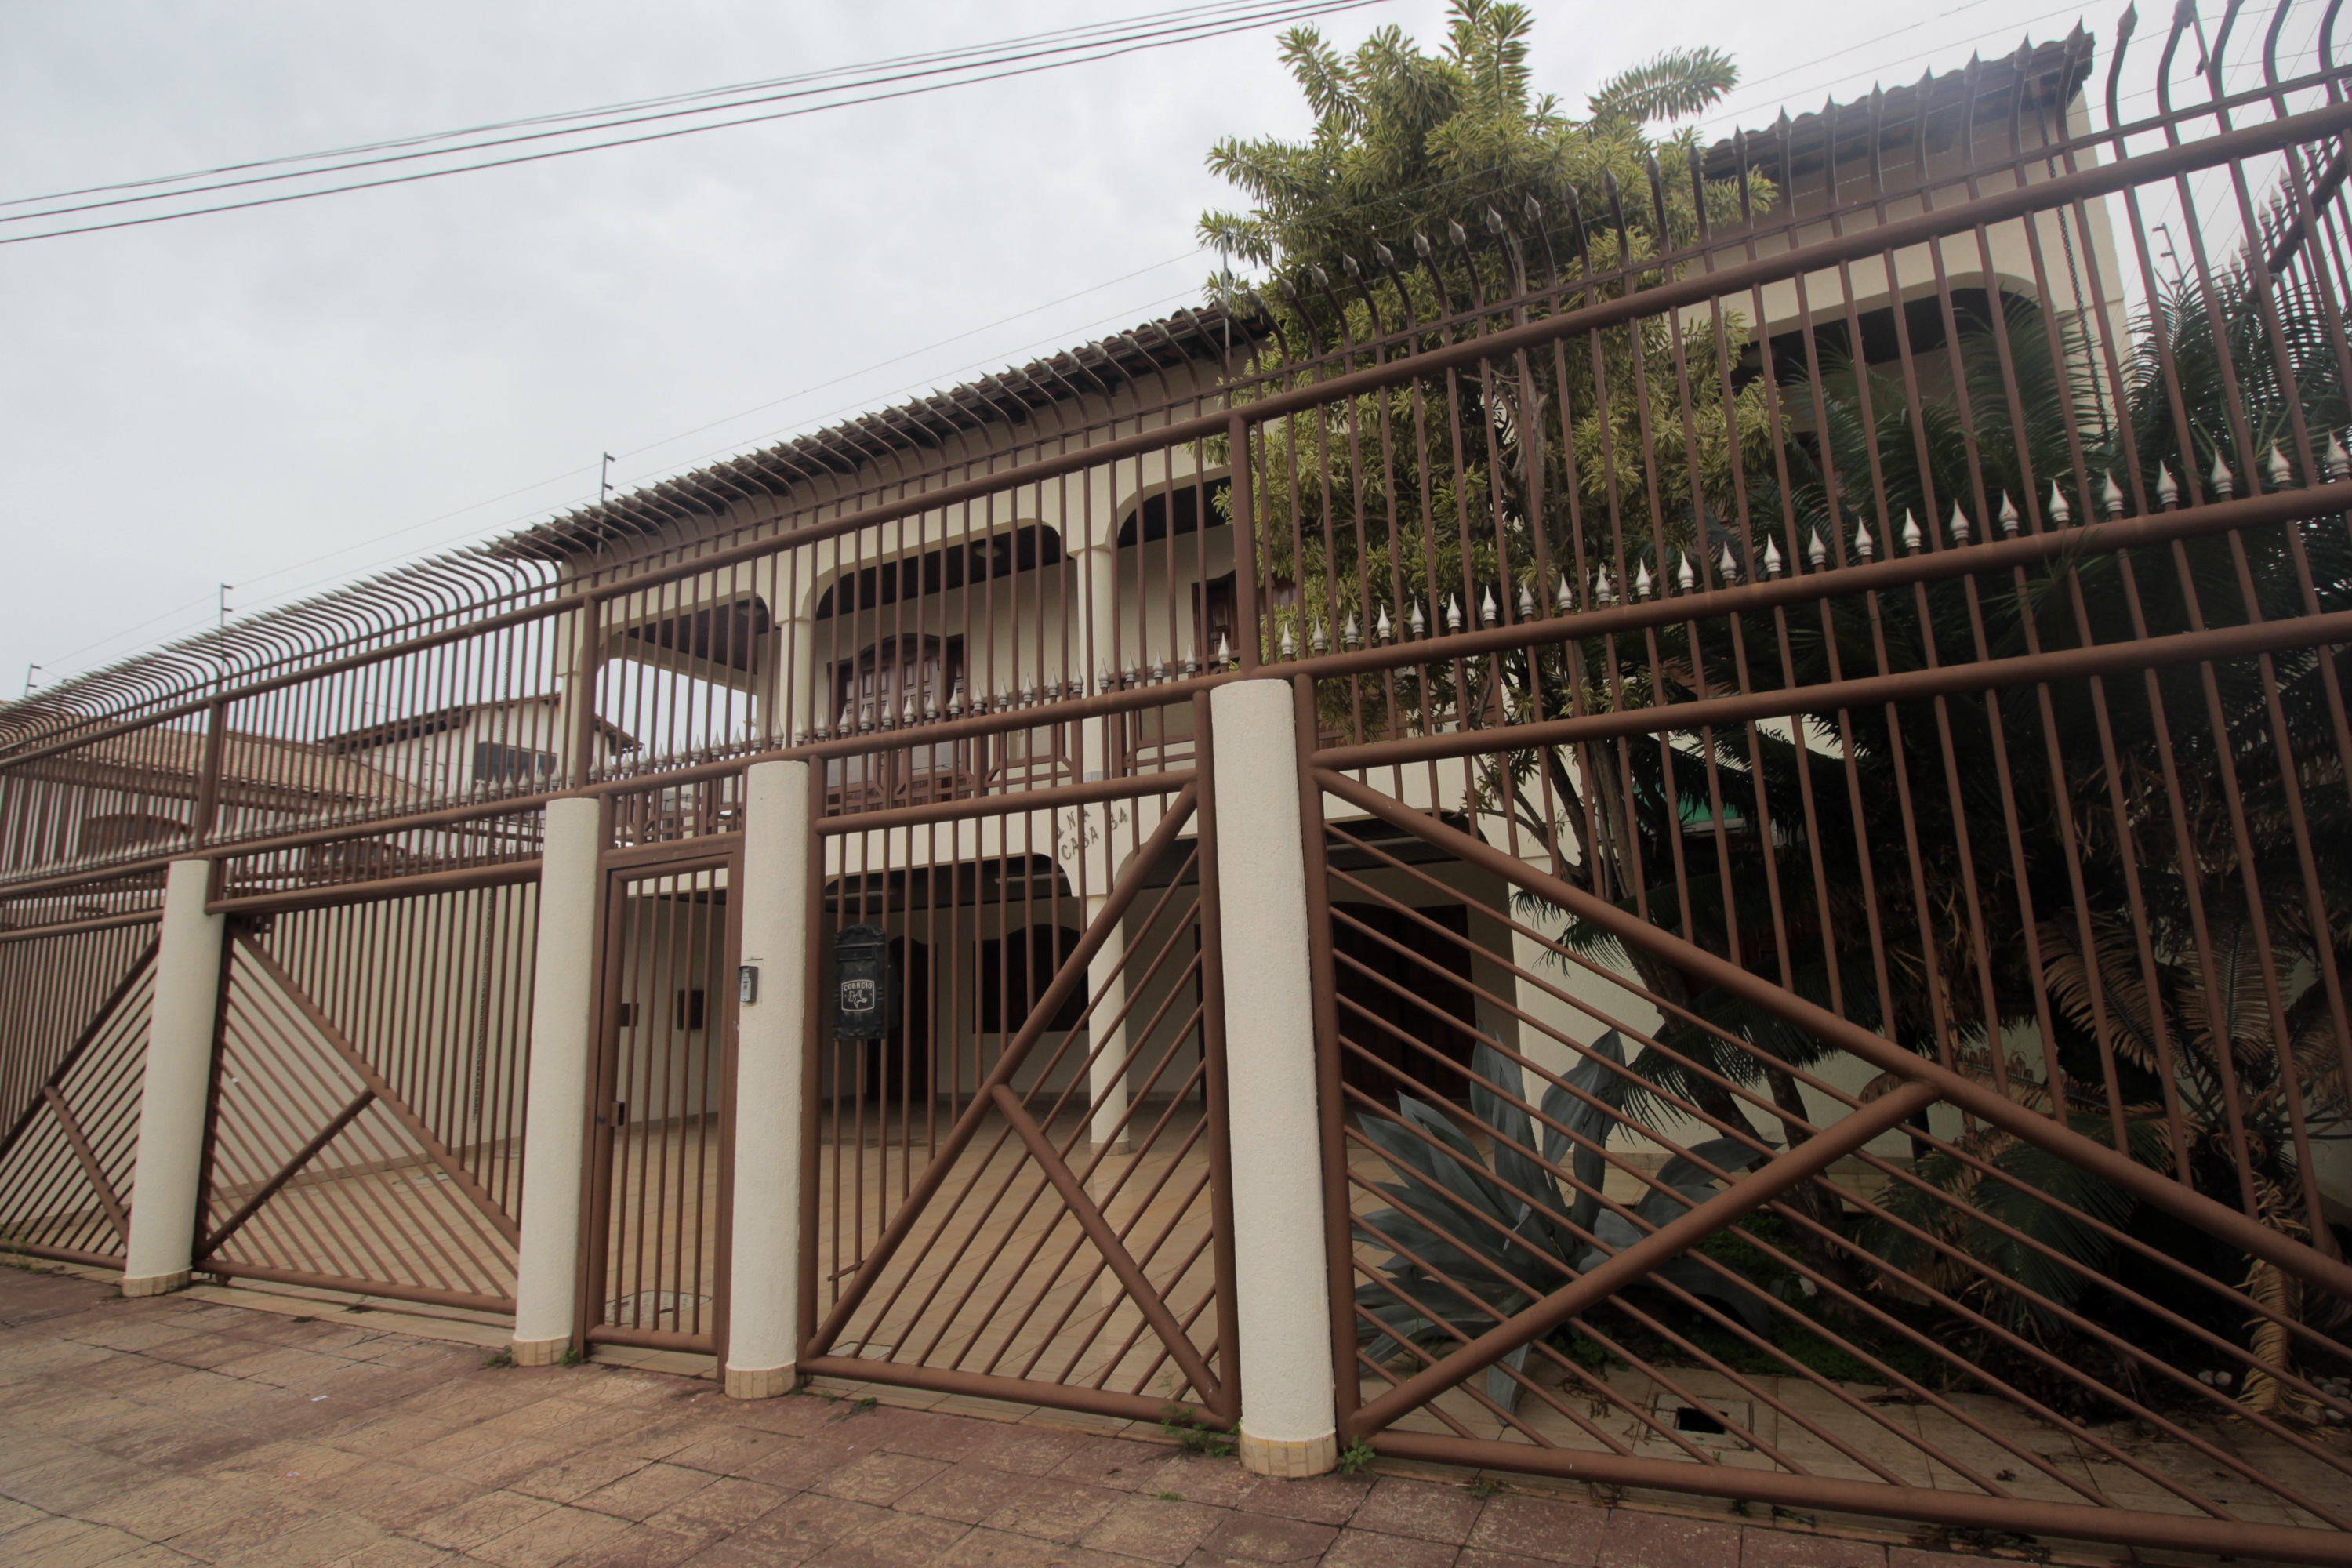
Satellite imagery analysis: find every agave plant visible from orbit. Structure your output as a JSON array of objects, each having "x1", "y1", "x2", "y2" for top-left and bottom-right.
[{"x1": 1354, "y1": 1032, "x2": 1777, "y2": 1414}]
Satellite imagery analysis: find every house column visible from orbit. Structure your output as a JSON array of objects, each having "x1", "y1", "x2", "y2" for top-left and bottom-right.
[
  {"x1": 1076, "y1": 528, "x2": 1132, "y2": 1151},
  {"x1": 1207, "y1": 677, "x2": 1338, "y2": 1477},
  {"x1": 121, "y1": 858, "x2": 227, "y2": 1297},
  {"x1": 726, "y1": 758, "x2": 812, "y2": 1398},
  {"x1": 511, "y1": 795, "x2": 603, "y2": 1363},
  {"x1": 551, "y1": 604, "x2": 604, "y2": 786},
  {"x1": 782, "y1": 610, "x2": 818, "y2": 742},
  {"x1": 1083, "y1": 895, "x2": 1130, "y2": 1152}
]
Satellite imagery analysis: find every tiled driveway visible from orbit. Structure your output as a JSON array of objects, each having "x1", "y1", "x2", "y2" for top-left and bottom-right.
[{"x1": 0, "y1": 1264, "x2": 2208, "y2": 1566}]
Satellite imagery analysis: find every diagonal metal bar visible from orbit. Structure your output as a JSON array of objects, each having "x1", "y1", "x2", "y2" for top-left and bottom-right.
[
  {"x1": 808, "y1": 784, "x2": 1197, "y2": 1356},
  {"x1": 0, "y1": 940, "x2": 156, "y2": 1163},
  {"x1": 989, "y1": 1083, "x2": 1221, "y2": 1403},
  {"x1": 233, "y1": 932, "x2": 521, "y2": 1242},
  {"x1": 1313, "y1": 768, "x2": 2352, "y2": 1311},
  {"x1": 200, "y1": 1087, "x2": 375, "y2": 1254},
  {"x1": 41, "y1": 1086, "x2": 127, "y2": 1242},
  {"x1": 1349, "y1": 1070, "x2": 1940, "y2": 1432}
]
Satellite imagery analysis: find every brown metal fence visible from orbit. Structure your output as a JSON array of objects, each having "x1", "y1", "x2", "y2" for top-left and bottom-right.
[
  {"x1": 581, "y1": 823, "x2": 741, "y2": 1353},
  {"x1": 0, "y1": 913, "x2": 157, "y2": 1265},
  {"x1": 800, "y1": 699, "x2": 1236, "y2": 1426},
  {"x1": 1300, "y1": 755, "x2": 2352, "y2": 1561},
  {"x1": 192, "y1": 878, "x2": 537, "y2": 1311}
]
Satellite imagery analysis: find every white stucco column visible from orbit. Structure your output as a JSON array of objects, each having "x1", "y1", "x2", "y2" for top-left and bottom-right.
[
  {"x1": 1083, "y1": 894, "x2": 1131, "y2": 1152},
  {"x1": 1078, "y1": 541, "x2": 1121, "y2": 781},
  {"x1": 550, "y1": 608, "x2": 602, "y2": 785},
  {"x1": 1208, "y1": 678, "x2": 1338, "y2": 1477},
  {"x1": 511, "y1": 796, "x2": 602, "y2": 1363},
  {"x1": 121, "y1": 858, "x2": 226, "y2": 1296},
  {"x1": 782, "y1": 612, "x2": 816, "y2": 741},
  {"x1": 727, "y1": 759, "x2": 812, "y2": 1398}
]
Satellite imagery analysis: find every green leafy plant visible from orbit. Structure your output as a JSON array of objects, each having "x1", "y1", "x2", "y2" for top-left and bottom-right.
[{"x1": 1335, "y1": 1436, "x2": 1377, "y2": 1475}]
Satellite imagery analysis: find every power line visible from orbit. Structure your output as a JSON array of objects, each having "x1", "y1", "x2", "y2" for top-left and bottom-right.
[
  {"x1": 0, "y1": 0, "x2": 1384, "y2": 245},
  {"x1": 4, "y1": 1, "x2": 1325, "y2": 211}
]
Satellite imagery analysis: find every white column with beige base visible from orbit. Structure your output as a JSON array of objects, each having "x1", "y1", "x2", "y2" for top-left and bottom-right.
[
  {"x1": 121, "y1": 858, "x2": 227, "y2": 1298},
  {"x1": 510, "y1": 796, "x2": 603, "y2": 1365},
  {"x1": 725, "y1": 758, "x2": 812, "y2": 1399},
  {"x1": 1208, "y1": 677, "x2": 1339, "y2": 1477}
]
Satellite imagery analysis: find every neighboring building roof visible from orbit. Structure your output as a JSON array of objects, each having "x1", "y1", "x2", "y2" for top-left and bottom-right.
[
  {"x1": 321, "y1": 695, "x2": 641, "y2": 756},
  {"x1": 491, "y1": 301, "x2": 1266, "y2": 566},
  {"x1": 9, "y1": 725, "x2": 418, "y2": 812}
]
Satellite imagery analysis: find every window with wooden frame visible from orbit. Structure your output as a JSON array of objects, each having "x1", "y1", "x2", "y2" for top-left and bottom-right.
[
  {"x1": 829, "y1": 635, "x2": 965, "y2": 738},
  {"x1": 1191, "y1": 573, "x2": 1295, "y2": 665},
  {"x1": 1192, "y1": 574, "x2": 1236, "y2": 663}
]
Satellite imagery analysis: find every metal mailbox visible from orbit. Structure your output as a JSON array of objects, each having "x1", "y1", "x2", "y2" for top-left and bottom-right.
[{"x1": 831, "y1": 924, "x2": 895, "y2": 1040}]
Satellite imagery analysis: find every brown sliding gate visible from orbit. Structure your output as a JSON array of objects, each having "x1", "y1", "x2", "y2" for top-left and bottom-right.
[
  {"x1": 0, "y1": 914, "x2": 158, "y2": 1265},
  {"x1": 580, "y1": 833, "x2": 742, "y2": 1353},
  {"x1": 194, "y1": 880, "x2": 537, "y2": 1310},
  {"x1": 1302, "y1": 724, "x2": 2352, "y2": 1561},
  {"x1": 800, "y1": 701, "x2": 1238, "y2": 1426}
]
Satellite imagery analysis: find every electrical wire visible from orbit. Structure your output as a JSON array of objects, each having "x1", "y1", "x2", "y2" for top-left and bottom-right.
[
  {"x1": 0, "y1": 0, "x2": 1384, "y2": 245},
  {"x1": 2, "y1": 1, "x2": 1329, "y2": 210}
]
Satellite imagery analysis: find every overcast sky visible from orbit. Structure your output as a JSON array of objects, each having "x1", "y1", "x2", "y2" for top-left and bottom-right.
[{"x1": 1, "y1": 0, "x2": 2136, "y2": 696}]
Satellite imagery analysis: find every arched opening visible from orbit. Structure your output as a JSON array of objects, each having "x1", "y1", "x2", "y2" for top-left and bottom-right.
[
  {"x1": 815, "y1": 525, "x2": 1062, "y2": 619},
  {"x1": 1116, "y1": 478, "x2": 1231, "y2": 548}
]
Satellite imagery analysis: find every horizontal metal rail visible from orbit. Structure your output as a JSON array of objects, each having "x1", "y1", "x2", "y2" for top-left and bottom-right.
[
  {"x1": 208, "y1": 858, "x2": 540, "y2": 916},
  {"x1": 815, "y1": 768, "x2": 1196, "y2": 834},
  {"x1": 1316, "y1": 586, "x2": 2352, "y2": 768},
  {"x1": 199, "y1": 1258, "x2": 514, "y2": 1315},
  {"x1": 0, "y1": 909, "x2": 160, "y2": 946}
]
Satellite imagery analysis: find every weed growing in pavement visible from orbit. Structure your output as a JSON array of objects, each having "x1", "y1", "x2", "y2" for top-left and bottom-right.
[
  {"x1": 1335, "y1": 1438, "x2": 1376, "y2": 1475},
  {"x1": 1156, "y1": 1405, "x2": 1236, "y2": 1457}
]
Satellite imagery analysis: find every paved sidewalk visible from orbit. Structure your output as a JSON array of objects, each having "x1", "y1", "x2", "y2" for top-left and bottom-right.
[{"x1": 0, "y1": 1264, "x2": 2216, "y2": 1567}]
